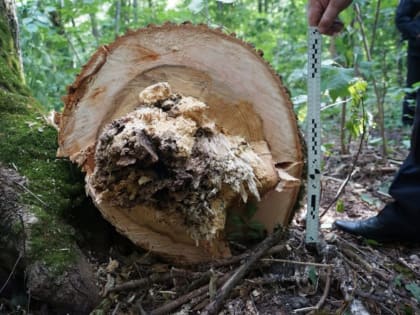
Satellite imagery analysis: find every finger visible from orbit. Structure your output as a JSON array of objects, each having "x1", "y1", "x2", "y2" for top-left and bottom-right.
[
  {"x1": 308, "y1": 0, "x2": 326, "y2": 26},
  {"x1": 308, "y1": 6, "x2": 324, "y2": 26},
  {"x1": 320, "y1": 23, "x2": 344, "y2": 36},
  {"x1": 330, "y1": 19, "x2": 344, "y2": 34},
  {"x1": 318, "y1": 5, "x2": 342, "y2": 34}
]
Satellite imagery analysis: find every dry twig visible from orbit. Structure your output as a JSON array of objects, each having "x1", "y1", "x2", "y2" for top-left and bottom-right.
[
  {"x1": 292, "y1": 265, "x2": 332, "y2": 314},
  {"x1": 107, "y1": 268, "x2": 208, "y2": 295},
  {"x1": 200, "y1": 227, "x2": 285, "y2": 315},
  {"x1": 0, "y1": 253, "x2": 23, "y2": 295},
  {"x1": 150, "y1": 272, "x2": 231, "y2": 315},
  {"x1": 210, "y1": 244, "x2": 287, "y2": 268},
  {"x1": 260, "y1": 258, "x2": 333, "y2": 269}
]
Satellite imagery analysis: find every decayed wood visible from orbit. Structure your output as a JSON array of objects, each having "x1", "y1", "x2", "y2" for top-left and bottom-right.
[
  {"x1": 57, "y1": 24, "x2": 304, "y2": 263},
  {"x1": 87, "y1": 82, "x2": 278, "y2": 261}
]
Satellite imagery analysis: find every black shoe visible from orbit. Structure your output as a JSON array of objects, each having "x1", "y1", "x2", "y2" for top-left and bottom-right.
[{"x1": 334, "y1": 214, "x2": 419, "y2": 243}]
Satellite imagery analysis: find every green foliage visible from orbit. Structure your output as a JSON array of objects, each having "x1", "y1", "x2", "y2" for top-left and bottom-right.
[
  {"x1": 227, "y1": 201, "x2": 266, "y2": 241},
  {"x1": 16, "y1": 0, "x2": 408, "y2": 156},
  {"x1": 322, "y1": 63, "x2": 355, "y2": 101},
  {"x1": 335, "y1": 199, "x2": 344, "y2": 213},
  {"x1": 363, "y1": 238, "x2": 380, "y2": 246},
  {"x1": 405, "y1": 282, "x2": 420, "y2": 302},
  {"x1": 393, "y1": 274, "x2": 403, "y2": 287},
  {"x1": 16, "y1": 0, "x2": 309, "y2": 110},
  {"x1": 346, "y1": 79, "x2": 368, "y2": 138},
  {"x1": 308, "y1": 266, "x2": 318, "y2": 285}
]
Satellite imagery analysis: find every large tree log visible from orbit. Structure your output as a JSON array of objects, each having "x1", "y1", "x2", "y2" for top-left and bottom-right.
[
  {"x1": 0, "y1": 1, "x2": 99, "y2": 312},
  {"x1": 57, "y1": 23, "x2": 303, "y2": 263}
]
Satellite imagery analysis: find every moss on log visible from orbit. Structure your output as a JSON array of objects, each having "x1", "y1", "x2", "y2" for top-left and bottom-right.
[
  {"x1": 0, "y1": 3, "x2": 99, "y2": 312},
  {"x1": 0, "y1": 15, "x2": 83, "y2": 274}
]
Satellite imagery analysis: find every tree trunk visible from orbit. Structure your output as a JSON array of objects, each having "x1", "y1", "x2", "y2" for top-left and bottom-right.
[
  {"x1": 0, "y1": 1, "x2": 99, "y2": 312},
  {"x1": 133, "y1": 0, "x2": 138, "y2": 24},
  {"x1": 115, "y1": 0, "x2": 121, "y2": 36},
  {"x1": 1, "y1": 0, "x2": 23, "y2": 78},
  {"x1": 57, "y1": 24, "x2": 304, "y2": 263}
]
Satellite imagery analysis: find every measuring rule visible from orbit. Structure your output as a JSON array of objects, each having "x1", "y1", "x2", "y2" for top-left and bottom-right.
[{"x1": 305, "y1": 26, "x2": 322, "y2": 244}]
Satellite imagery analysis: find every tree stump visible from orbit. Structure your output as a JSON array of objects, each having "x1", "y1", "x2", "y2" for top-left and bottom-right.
[{"x1": 57, "y1": 24, "x2": 303, "y2": 263}]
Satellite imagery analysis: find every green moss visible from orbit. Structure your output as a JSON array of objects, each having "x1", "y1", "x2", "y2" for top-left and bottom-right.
[
  {"x1": 0, "y1": 14, "x2": 28, "y2": 95},
  {"x1": 0, "y1": 14, "x2": 85, "y2": 272},
  {"x1": 29, "y1": 205, "x2": 78, "y2": 273},
  {"x1": 10, "y1": 221, "x2": 24, "y2": 236},
  {"x1": 0, "y1": 96, "x2": 85, "y2": 271}
]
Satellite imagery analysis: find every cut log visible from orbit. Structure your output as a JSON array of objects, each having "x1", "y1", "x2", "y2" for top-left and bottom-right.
[{"x1": 57, "y1": 24, "x2": 303, "y2": 263}]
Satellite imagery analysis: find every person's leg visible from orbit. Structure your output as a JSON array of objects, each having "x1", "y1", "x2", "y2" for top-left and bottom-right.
[
  {"x1": 389, "y1": 90, "x2": 420, "y2": 208},
  {"x1": 335, "y1": 90, "x2": 420, "y2": 241},
  {"x1": 402, "y1": 55, "x2": 420, "y2": 125}
]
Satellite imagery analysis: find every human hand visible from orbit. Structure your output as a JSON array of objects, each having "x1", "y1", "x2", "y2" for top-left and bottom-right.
[{"x1": 308, "y1": 0, "x2": 353, "y2": 35}]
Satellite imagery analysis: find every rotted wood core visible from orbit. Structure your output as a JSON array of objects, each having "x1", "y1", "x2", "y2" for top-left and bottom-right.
[{"x1": 89, "y1": 82, "x2": 274, "y2": 241}]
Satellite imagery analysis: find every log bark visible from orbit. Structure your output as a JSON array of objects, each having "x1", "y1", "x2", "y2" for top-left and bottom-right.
[
  {"x1": 57, "y1": 23, "x2": 304, "y2": 263},
  {"x1": 0, "y1": 2, "x2": 100, "y2": 312}
]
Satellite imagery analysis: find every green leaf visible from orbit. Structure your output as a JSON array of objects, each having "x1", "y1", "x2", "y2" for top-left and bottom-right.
[
  {"x1": 412, "y1": 82, "x2": 420, "y2": 89},
  {"x1": 296, "y1": 104, "x2": 307, "y2": 123},
  {"x1": 393, "y1": 274, "x2": 403, "y2": 287},
  {"x1": 308, "y1": 266, "x2": 317, "y2": 285},
  {"x1": 402, "y1": 140, "x2": 411, "y2": 149},
  {"x1": 363, "y1": 238, "x2": 380, "y2": 246},
  {"x1": 25, "y1": 23, "x2": 38, "y2": 33},
  {"x1": 360, "y1": 193, "x2": 377, "y2": 206},
  {"x1": 44, "y1": 6, "x2": 56, "y2": 13},
  {"x1": 336, "y1": 199, "x2": 345, "y2": 213},
  {"x1": 247, "y1": 229, "x2": 265, "y2": 240},
  {"x1": 247, "y1": 221, "x2": 265, "y2": 233},
  {"x1": 405, "y1": 282, "x2": 420, "y2": 302},
  {"x1": 321, "y1": 143, "x2": 334, "y2": 157},
  {"x1": 188, "y1": 0, "x2": 204, "y2": 13},
  {"x1": 227, "y1": 232, "x2": 243, "y2": 241},
  {"x1": 228, "y1": 214, "x2": 244, "y2": 226},
  {"x1": 348, "y1": 79, "x2": 367, "y2": 105},
  {"x1": 36, "y1": 15, "x2": 50, "y2": 25},
  {"x1": 321, "y1": 65, "x2": 355, "y2": 101},
  {"x1": 245, "y1": 202, "x2": 258, "y2": 218},
  {"x1": 22, "y1": 17, "x2": 33, "y2": 24}
]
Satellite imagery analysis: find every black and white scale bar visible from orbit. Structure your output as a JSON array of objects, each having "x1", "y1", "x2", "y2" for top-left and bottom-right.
[{"x1": 306, "y1": 27, "x2": 322, "y2": 244}]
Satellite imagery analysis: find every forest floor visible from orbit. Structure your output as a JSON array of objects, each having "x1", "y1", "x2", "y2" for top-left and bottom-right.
[
  {"x1": 86, "y1": 126, "x2": 420, "y2": 315},
  {"x1": 2, "y1": 127, "x2": 420, "y2": 315}
]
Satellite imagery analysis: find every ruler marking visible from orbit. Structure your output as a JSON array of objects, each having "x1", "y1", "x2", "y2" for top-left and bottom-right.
[{"x1": 306, "y1": 27, "x2": 322, "y2": 244}]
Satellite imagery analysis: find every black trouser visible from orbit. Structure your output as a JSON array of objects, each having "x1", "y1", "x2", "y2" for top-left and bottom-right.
[
  {"x1": 384, "y1": 91, "x2": 420, "y2": 221},
  {"x1": 402, "y1": 54, "x2": 420, "y2": 125}
]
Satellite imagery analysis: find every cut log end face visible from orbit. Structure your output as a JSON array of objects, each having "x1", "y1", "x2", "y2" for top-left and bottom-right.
[{"x1": 89, "y1": 82, "x2": 273, "y2": 242}]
